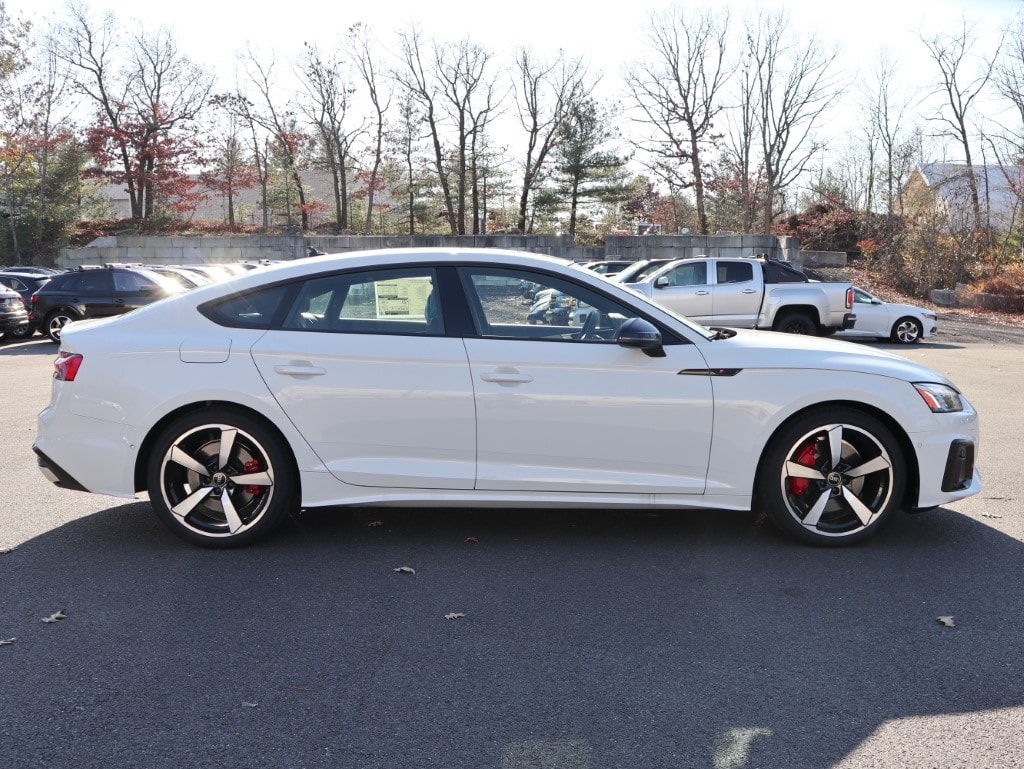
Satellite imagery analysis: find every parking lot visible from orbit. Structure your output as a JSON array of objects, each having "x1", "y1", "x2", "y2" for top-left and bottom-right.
[{"x1": 2, "y1": 329, "x2": 1023, "y2": 769}]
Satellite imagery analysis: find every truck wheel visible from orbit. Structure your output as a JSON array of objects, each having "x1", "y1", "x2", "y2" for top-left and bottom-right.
[{"x1": 774, "y1": 311, "x2": 816, "y2": 335}]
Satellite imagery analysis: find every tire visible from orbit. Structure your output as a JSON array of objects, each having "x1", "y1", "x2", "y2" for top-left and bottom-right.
[
  {"x1": 757, "y1": 407, "x2": 906, "y2": 546},
  {"x1": 890, "y1": 317, "x2": 923, "y2": 344},
  {"x1": 146, "y1": 408, "x2": 298, "y2": 547},
  {"x1": 773, "y1": 311, "x2": 817, "y2": 335},
  {"x1": 2, "y1": 323, "x2": 33, "y2": 341},
  {"x1": 45, "y1": 310, "x2": 79, "y2": 343}
]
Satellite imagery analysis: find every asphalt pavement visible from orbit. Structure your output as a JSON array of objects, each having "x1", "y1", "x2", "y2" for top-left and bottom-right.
[{"x1": 1, "y1": 333, "x2": 1022, "y2": 769}]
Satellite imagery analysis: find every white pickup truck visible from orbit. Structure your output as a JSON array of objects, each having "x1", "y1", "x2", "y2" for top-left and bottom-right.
[{"x1": 624, "y1": 256, "x2": 856, "y2": 335}]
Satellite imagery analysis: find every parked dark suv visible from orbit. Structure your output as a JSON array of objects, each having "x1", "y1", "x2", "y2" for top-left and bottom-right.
[
  {"x1": 0, "y1": 271, "x2": 52, "y2": 339},
  {"x1": 0, "y1": 283, "x2": 30, "y2": 340},
  {"x1": 29, "y1": 266, "x2": 184, "y2": 342}
]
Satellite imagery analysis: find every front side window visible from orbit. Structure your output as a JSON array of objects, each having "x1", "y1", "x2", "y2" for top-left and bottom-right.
[
  {"x1": 282, "y1": 268, "x2": 442, "y2": 335},
  {"x1": 458, "y1": 266, "x2": 646, "y2": 343},
  {"x1": 663, "y1": 262, "x2": 708, "y2": 287}
]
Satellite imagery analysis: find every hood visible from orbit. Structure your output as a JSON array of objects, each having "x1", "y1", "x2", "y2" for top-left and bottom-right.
[{"x1": 697, "y1": 328, "x2": 954, "y2": 387}]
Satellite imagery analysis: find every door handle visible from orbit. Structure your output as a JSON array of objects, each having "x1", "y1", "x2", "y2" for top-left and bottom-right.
[
  {"x1": 481, "y1": 368, "x2": 533, "y2": 385},
  {"x1": 274, "y1": 364, "x2": 327, "y2": 376},
  {"x1": 741, "y1": 289, "x2": 758, "y2": 294},
  {"x1": 695, "y1": 290, "x2": 709, "y2": 295}
]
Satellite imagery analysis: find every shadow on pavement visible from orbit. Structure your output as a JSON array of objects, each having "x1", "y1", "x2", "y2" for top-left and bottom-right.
[{"x1": 1, "y1": 501, "x2": 1022, "y2": 769}]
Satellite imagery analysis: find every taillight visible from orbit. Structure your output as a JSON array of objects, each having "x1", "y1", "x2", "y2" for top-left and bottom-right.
[
  {"x1": 845, "y1": 287, "x2": 854, "y2": 309},
  {"x1": 53, "y1": 352, "x2": 83, "y2": 381}
]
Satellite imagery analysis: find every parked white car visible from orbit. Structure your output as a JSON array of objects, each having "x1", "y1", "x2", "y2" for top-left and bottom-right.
[
  {"x1": 834, "y1": 287, "x2": 938, "y2": 344},
  {"x1": 34, "y1": 248, "x2": 979, "y2": 548}
]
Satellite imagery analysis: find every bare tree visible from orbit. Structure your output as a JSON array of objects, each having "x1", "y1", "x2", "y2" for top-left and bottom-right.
[
  {"x1": 746, "y1": 9, "x2": 842, "y2": 232},
  {"x1": 393, "y1": 26, "x2": 458, "y2": 234},
  {"x1": 624, "y1": 5, "x2": 730, "y2": 235},
  {"x1": 512, "y1": 49, "x2": 588, "y2": 234},
  {"x1": 921, "y1": 19, "x2": 1002, "y2": 229},
  {"x1": 240, "y1": 46, "x2": 310, "y2": 230},
  {"x1": 296, "y1": 41, "x2": 362, "y2": 231},
  {"x1": 348, "y1": 24, "x2": 390, "y2": 234},
  {"x1": 863, "y1": 51, "x2": 918, "y2": 216},
  {"x1": 435, "y1": 37, "x2": 500, "y2": 235},
  {"x1": 54, "y1": 1, "x2": 212, "y2": 221}
]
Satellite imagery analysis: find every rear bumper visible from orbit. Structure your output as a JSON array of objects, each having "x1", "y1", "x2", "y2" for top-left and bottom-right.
[
  {"x1": 33, "y1": 445, "x2": 88, "y2": 492},
  {"x1": 841, "y1": 312, "x2": 856, "y2": 330}
]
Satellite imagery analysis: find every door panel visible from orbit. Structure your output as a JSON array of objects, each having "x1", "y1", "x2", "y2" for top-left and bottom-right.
[
  {"x1": 456, "y1": 264, "x2": 714, "y2": 495},
  {"x1": 465, "y1": 339, "x2": 714, "y2": 493},
  {"x1": 250, "y1": 267, "x2": 476, "y2": 489}
]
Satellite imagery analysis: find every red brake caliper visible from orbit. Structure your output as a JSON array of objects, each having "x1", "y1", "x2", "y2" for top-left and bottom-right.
[
  {"x1": 788, "y1": 441, "x2": 818, "y2": 496},
  {"x1": 243, "y1": 459, "x2": 263, "y2": 496}
]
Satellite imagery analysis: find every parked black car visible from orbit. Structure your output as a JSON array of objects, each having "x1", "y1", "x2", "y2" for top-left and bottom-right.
[
  {"x1": 29, "y1": 265, "x2": 185, "y2": 342},
  {"x1": 0, "y1": 271, "x2": 52, "y2": 338},
  {"x1": 0, "y1": 283, "x2": 30, "y2": 340}
]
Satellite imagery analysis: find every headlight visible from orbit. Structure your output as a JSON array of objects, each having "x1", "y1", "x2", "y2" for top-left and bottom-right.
[
  {"x1": 923, "y1": 312, "x2": 937, "y2": 320},
  {"x1": 914, "y1": 382, "x2": 963, "y2": 412}
]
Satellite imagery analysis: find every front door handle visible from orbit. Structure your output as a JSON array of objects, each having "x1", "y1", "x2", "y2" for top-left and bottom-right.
[
  {"x1": 275, "y1": 364, "x2": 327, "y2": 377},
  {"x1": 481, "y1": 367, "x2": 533, "y2": 385}
]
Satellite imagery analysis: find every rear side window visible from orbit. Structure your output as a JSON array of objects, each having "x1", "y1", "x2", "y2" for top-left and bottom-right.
[
  {"x1": 281, "y1": 267, "x2": 442, "y2": 335},
  {"x1": 716, "y1": 262, "x2": 753, "y2": 284},
  {"x1": 201, "y1": 284, "x2": 294, "y2": 329},
  {"x1": 58, "y1": 271, "x2": 113, "y2": 292}
]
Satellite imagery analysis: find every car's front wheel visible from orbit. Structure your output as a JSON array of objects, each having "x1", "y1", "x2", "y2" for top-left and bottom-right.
[
  {"x1": 890, "y1": 317, "x2": 923, "y2": 344},
  {"x1": 44, "y1": 310, "x2": 79, "y2": 342},
  {"x1": 146, "y1": 409, "x2": 297, "y2": 547},
  {"x1": 757, "y1": 408, "x2": 906, "y2": 546}
]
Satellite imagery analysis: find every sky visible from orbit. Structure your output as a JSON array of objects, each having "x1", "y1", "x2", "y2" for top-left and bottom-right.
[
  {"x1": 6, "y1": 0, "x2": 1024, "y2": 164},
  {"x1": 11, "y1": 0, "x2": 1020, "y2": 87}
]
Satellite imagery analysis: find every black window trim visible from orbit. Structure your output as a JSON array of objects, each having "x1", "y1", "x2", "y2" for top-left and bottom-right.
[{"x1": 197, "y1": 259, "x2": 689, "y2": 344}]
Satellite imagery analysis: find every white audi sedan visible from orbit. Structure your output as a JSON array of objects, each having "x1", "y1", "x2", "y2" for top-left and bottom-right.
[
  {"x1": 834, "y1": 287, "x2": 939, "y2": 344},
  {"x1": 34, "y1": 249, "x2": 980, "y2": 548}
]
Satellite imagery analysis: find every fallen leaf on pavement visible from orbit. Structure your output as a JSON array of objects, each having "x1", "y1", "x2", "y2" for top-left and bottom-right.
[
  {"x1": 393, "y1": 566, "x2": 416, "y2": 576},
  {"x1": 980, "y1": 512, "x2": 1003, "y2": 519},
  {"x1": 242, "y1": 702, "x2": 258, "y2": 708},
  {"x1": 41, "y1": 611, "x2": 67, "y2": 624},
  {"x1": 367, "y1": 520, "x2": 383, "y2": 527},
  {"x1": 0, "y1": 638, "x2": 14, "y2": 646},
  {"x1": 937, "y1": 616, "x2": 956, "y2": 627},
  {"x1": 444, "y1": 612, "x2": 467, "y2": 620},
  {"x1": 464, "y1": 536, "x2": 479, "y2": 544}
]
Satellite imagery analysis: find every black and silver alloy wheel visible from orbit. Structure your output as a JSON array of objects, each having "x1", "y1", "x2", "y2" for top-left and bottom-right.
[
  {"x1": 45, "y1": 311, "x2": 77, "y2": 342},
  {"x1": 891, "y1": 317, "x2": 922, "y2": 344},
  {"x1": 147, "y1": 409, "x2": 295, "y2": 547},
  {"x1": 759, "y1": 408, "x2": 905, "y2": 545}
]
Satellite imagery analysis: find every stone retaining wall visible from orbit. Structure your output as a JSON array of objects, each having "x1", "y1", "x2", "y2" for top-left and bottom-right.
[{"x1": 59, "y1": 233, "x2": 804, "y2": 267}]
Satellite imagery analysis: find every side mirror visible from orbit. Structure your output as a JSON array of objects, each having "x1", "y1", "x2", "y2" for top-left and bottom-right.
[
  {"x1": 616, "y1": 317, "x2": 666, "y2": 357},
  {"x1": 654, "y1": 276, "x2": 669, "y2": 289}
]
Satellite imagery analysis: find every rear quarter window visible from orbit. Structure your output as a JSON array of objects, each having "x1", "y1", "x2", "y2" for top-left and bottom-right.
[{"x1": 200, "y1": 284, "x2": 294, "y2": 329}]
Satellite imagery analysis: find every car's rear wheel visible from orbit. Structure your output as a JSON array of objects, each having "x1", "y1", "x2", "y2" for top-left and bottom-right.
[
  {"x1": 773, "y1": 311, "x2": 816, "y2": 335},
  {"x1": 757, "y1": 408, "x2": 906, "y2": 546},
  {"x1": 44, "y1": 310, "x2": 78, "y2": 342},
  {"x1": 146, "y1": 409, "x2": 297, "y2": 548},
  {"x1": 2, "y1": 323, "x2": 33, "y2": 341},
  {"x1": 890, "y1": 317, "x2": 922, "y2": 344}
]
